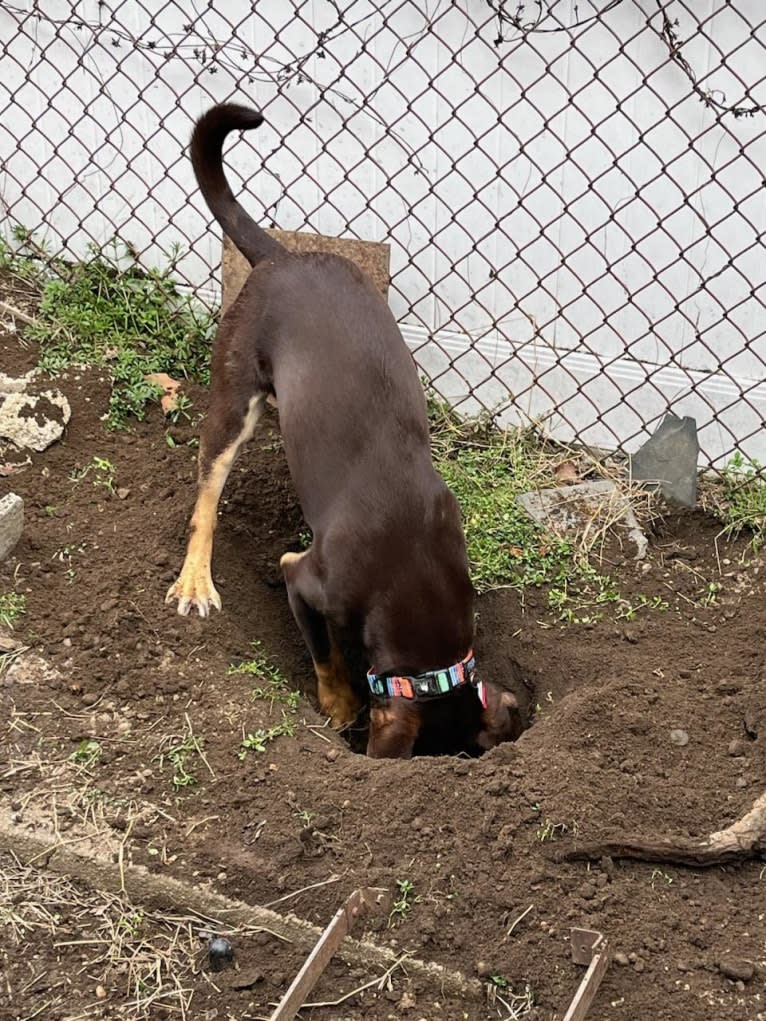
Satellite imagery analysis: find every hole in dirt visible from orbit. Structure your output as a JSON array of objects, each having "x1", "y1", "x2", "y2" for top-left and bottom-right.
[{"x1": 324, "y1": 630, "x2": 534, "y2": 759}]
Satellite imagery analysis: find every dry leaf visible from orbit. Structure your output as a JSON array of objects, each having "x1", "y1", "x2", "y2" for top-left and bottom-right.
[
  {"x1": 144, "y1": 372, "x2": 181, "y2": 414},
  {"x1": 554, "y1": 459, "x2": 579, "y2": 484}
]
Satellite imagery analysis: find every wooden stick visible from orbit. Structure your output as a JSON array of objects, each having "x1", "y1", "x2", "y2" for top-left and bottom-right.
[
  {"x1": 559, "y1": 791, "x2": 766, "y2": 867},
  {"x1": 269, "y1": 888, "x2": 390, "y2": 1021},
  {"x1": 0, "y1": 299, "x2": 38, "y2": 327},
  {"x1": 562, "y1": 933, "x2": 610, "y2": 1021}
]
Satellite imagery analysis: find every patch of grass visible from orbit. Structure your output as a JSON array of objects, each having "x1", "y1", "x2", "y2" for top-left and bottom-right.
[
  {"x1": 0, "y1": 593, "x2": 25, "y2": 630},
  {"x1": 715, "y1": 452, "x2": 766, "y2": 548},
  {"x1": 1, "y1": 229, "x2": 215, "y2": 429},
  {"x1": 388, "y1": 878, "x2": 420, "y2": 926},
  {"x1": 158, "y1": 716, "x2": 213, "y2": 790},
  {"x1": 428, "y1": 395, "x2": 647, "y2": 620},
  {"x1": 231, "y1": 642, "x2": 300, "y2": 758},
  {"x1": 239, "y1": 718, "x2": 296, "y2": 759}
]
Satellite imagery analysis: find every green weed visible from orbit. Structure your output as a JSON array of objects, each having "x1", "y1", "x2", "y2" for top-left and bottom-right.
[
  {"x1": 159, "y1": 718, "x2": 212, "y2": 790},
  {"x1": 231, "y1": 642, "x2": 300, "y2": 758},
  {"x1": 389, "y1": 878, "x2": 420, "y2": 926},
  {"x1": 0, "y1": 593, "x2": 25, "y2": 629},
  {"x1": 70, "y1": 456, "x2": 117, "y2": 495},
  {"x1": 238, "y1": 718, "x2": 296, "y2": 759},
  {"x1": 716, "y1": 452, "x2": 766, "y2": 547},
  {"x1": 230, "y1": 641, "x2": 300, "y2": 712},
  {"x1": 2, "y1": 231, "x2": 215, "y2": 429},
  {"x1": 70, "y1": 738, "x2": 101, "y2": 769}
]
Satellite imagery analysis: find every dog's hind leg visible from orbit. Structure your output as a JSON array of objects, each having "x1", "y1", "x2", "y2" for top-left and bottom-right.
[
  {"x1": 166, "y1": 392, "x2": 266, "y2": 616},
  {"x1": 280, "y1": 551, "x2": 361, "y2": 729}
]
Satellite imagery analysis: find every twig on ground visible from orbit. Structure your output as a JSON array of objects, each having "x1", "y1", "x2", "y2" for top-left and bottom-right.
[
  {"x1": 505, "y1": 903, "x2": 534, "y2": 938},
  {"x1": 302, "y1": 953, "x2": 410, "y2": 1008},
  {"x1": 0, "y1": 299, "x2": 38, "y2": 326},
  {"x1": 264, "y1": 873, "x2": 342, "y2": 909},
  {"x1": 559, "y1": 790, "x2": 766, "y2": 867}
]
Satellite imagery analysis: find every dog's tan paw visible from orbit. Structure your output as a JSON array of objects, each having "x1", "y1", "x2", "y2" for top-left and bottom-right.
[
  {"x1": 165, "y1": 570, "x2": 221, "y2": 618},
  {"x1": 319, "y1": 690, "x2": 361, "y2": 731}
]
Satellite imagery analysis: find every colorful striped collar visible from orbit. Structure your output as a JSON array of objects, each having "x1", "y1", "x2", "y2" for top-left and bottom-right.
[{"x1": 367, "y1": 650, "x2": 486, "y2": 706}]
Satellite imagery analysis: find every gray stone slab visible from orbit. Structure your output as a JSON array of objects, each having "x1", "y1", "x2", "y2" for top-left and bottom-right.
[
  {"x1": 630, "y1": 412, "x2": 699, "y2": 508},
  {"x1": 517, "y1": 479, "x2": 648, "y2": 559},
  {"x1": 0, "y1": 492, "x2": 23, "y2": 560}
]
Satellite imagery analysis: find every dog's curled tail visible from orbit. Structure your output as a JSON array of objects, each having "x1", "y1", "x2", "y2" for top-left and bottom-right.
[{"x1": 190, "y1": 103, "x2": 282, "y2": 267}]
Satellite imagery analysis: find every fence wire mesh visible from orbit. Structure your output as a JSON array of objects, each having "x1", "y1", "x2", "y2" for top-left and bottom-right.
[{"x1": 0, "y1": 1, "x2": 764, "y2": 469}]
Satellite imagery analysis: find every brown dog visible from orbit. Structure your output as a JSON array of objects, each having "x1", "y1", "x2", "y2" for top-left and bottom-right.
[{"x1": 166, "y1": 103, "x2": 521, "y2": 757}]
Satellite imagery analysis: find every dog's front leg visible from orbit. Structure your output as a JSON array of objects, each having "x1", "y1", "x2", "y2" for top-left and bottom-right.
[
  {"x1": 280, "y1": 551, "x2": 361, "y2": 729},
  {"x1": 367, "y1": 702, "x2": 421, "y2": 759},
  {"x1": 167, "y1": 393, "x2": 265, "y2": 616}
]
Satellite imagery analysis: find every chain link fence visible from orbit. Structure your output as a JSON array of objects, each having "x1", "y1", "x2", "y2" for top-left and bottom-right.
[{"x1": 1, "y1": 1, "x2": 764, "y2": 468}]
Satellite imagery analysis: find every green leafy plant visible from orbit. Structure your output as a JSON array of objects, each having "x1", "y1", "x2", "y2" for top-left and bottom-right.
[
  {"x1": 2, "y1": 232, "x2": 215, "y2": 428},
  {"x1": 716, "y1": 452, "x2": 765, "y2": 547},
  {"x1": 238, "y1": 718, "x2": 296, "y2": 759},
  {"x1": 231, "y1": 641, "x2": 300, "y2": 711},
  {"x1": 70, "y1": 739, "x2": 101, "y2": 769},
  {"x1": 70, "y1": 456, "x2": 117, "y2": 495},
  {"x1": 389, "y1": 878, "x2": 421, "y2": 925},
  {"x1": 0, "y1": 593, "x2": 25, "y2": 629}
]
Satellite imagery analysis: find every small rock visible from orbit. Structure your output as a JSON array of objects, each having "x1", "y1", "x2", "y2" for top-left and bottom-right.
[
  {"x1": 232, "y1": 968, "x2": 265, "y2": 990},
  {"x1": 633, "y1": 959, "x2": 645, "y2": 973},
  {"x1": 208, "y1": 936, "x2": 234, "y2": 973},
  {"x1": 117, "y1": 487, "x2": 130, "y2": 500},
  {"x1": 718, "y1": 957, "x2": 754, "y2": 983},
  {"x1": 325, "y1": 748, "x2": 339, "y2": 763},
  {"x1": 676, "y1": 960, "x2": 694, "y2": 972},
  {"x1": 476, "y1": 961, "x2": 493, "y2": 978},
  {"x1": 0, "y1": 492, "x2": 24, "y2": 561},
  {"x1": 82, "y1": 692, "x2": 99, "y2": 706},
  {"x1": 100, "y1": 597, "x2": 118, "y2": 613},
  {"x1": 670, "y1": 729, "x2": 689, "y2": 747},
  {"x1": 614, "y1": 952, "x2": 630, "y2": 966},
  {"x1": 453, "y1": 760, "x2": 470, "y2": 775},
  {"x1": 735, "y1": 776, "x2": 748, "y2": 789},
  {"x1": 716, "y1": 679, "x2": 742, "y2": 696},
  {"x1": 727, "y1": 739, "x2": 745, "y2": 757},
  {"x1": 95, "y1": 985, "x2": 107, "y2": 1000}
]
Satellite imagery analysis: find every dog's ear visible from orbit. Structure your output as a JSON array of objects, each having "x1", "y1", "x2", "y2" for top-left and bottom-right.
[{"x1": 476, "y1": 685, "x2": 524, "y2": 750}]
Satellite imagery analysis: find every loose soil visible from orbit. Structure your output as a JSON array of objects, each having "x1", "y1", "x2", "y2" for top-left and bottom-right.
[{"x1": 1, "y1": 322, "x2": 765, "y2": 1021}]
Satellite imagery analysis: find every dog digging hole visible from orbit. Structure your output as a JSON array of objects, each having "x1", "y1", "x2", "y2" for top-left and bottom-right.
[{"x1": 308, "y1": 632, "x2": 535, "y2": 758}]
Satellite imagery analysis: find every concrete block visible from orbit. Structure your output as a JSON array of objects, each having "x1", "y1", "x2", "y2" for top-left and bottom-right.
[{"x1": 0, "y1": 492, "x2": 23, "y2": 560}]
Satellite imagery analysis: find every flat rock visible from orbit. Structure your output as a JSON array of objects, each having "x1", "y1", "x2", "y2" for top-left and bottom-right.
[
  {"x1": 0, "y1": 373, "x2": 71, "y2": 451},
  {"x1": 517, "y1": 479, "x2": 648, "y2": 559},
  {"x1": 718, "y1": 956, "x2": 755, "y2": 983},
  {"x1": 0, "y1": 492, "x2": 23, "y2": 560}
]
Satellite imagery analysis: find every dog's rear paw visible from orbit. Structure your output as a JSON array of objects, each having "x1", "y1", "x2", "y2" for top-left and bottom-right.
[{"x1": 165, "y1": 572, "x2": 222, "y2": 618}]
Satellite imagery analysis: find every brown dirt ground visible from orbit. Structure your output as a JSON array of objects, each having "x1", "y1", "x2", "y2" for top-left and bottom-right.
[{"x1": 1, "y1": 318, "x2": 765, "y2": 1021}]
